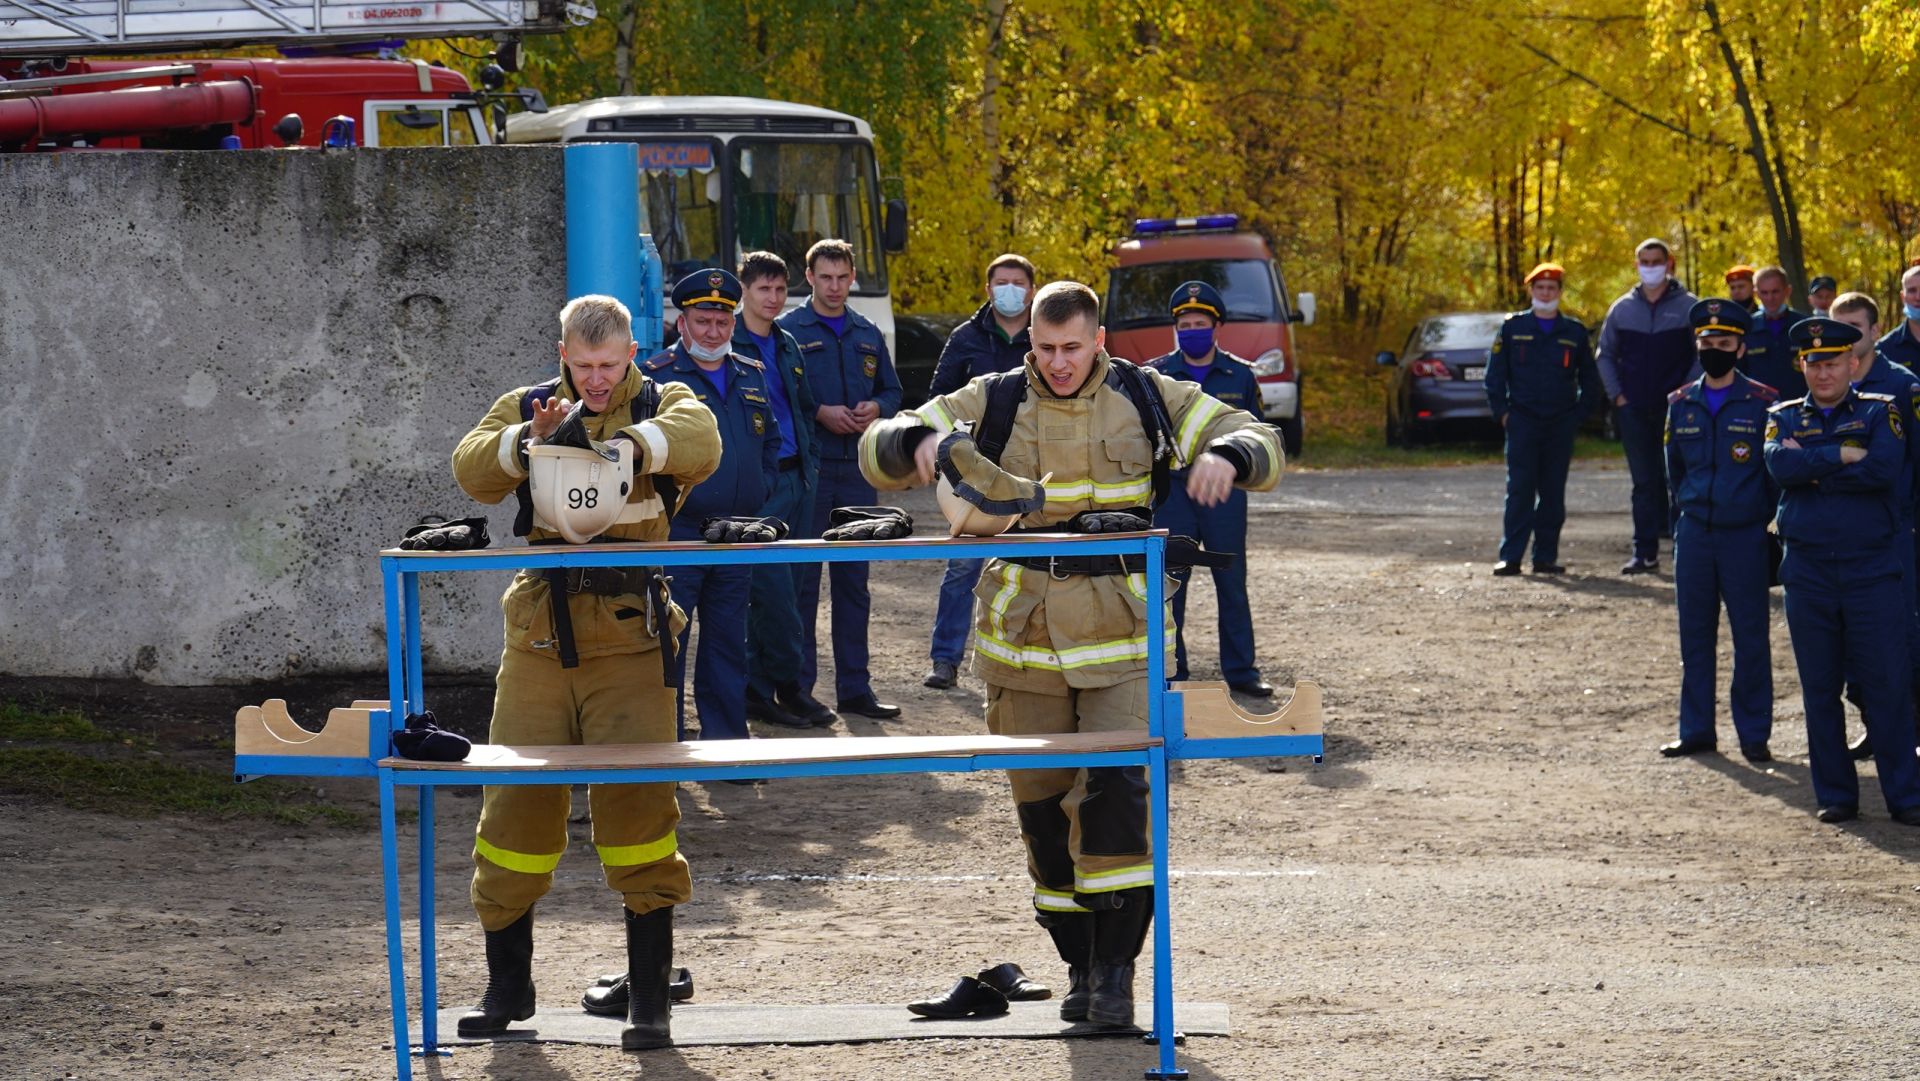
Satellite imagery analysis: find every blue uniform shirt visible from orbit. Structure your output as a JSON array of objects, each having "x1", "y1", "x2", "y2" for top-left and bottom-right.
[
  {"x1": 1485, "y1": 308, "x2": 1601, "y2": 420},
  {"x1": 1148, "y1": 348, "x2": 1260, "y2": 473},
  {"x1": 779, "y1": 302, "x2": 902, "y2": 462},
  {"x1": 1852, "y1": 351, "x2": 1920, "y2": 517},
  {"x1": 1664, "y1": 375, "x2": 1779, "y2": 529},
  {"x1": 744, "y1": 326, "x2": 798, "y2": 460},
  {"x1": 643, "y1": 343, "x2": 781, "y2": 528},
  {"x1": 1765, "y1": 387, "x2": 1908, "y2": 557},
  {"x1": 1878, "y1": 320, "x2": 1920, "y2": 373},
  {"x1": 1741, "y1": 306, "x2": 1807, "y2": 399},
  {"x1": 732, "y1": 320, "x2": 818, "y2": 484}
]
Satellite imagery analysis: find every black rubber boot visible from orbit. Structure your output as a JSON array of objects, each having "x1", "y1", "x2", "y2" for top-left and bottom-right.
[
  {"x1": 621, "y1": 905, "x2": 674, "y2": 1051},
  {"x1": 1084, "y1": 889, "x2": 1154, "y2": 1027},
  {"x1": 456, "y1": 909, "x2": 536, "y2": 1037},
  {"x1": 1038, "y1": 912, "x2": 1094, "y2": 1021}
]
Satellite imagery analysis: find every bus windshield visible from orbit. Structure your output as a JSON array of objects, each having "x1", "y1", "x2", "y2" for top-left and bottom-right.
[
  {"x1": 731, "y1": 139, "x2": 887, "y2": 296},
  {"x1": 1106, "y1": 259, "x2": 1281, "y2": 329},
  {"x1": 633, "y1": 140, "x2": 725, "y2": 282}
]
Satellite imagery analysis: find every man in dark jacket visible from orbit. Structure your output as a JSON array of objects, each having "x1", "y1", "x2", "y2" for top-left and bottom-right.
[
  {"x1": 1597, "y1": 238, "x2": 1699, "y2": 574},
  {"x1": 924, "y1": 253, "x2": 1037, "y2": 689}
]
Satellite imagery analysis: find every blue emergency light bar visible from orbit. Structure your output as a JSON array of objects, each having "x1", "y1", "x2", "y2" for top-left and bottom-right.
[{"x1": 1132, "y1": 214, "x2": 1240, "y2": 235}]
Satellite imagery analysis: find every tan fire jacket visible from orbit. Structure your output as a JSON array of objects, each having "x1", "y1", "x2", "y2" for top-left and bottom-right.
[
  {"x1": 859, "y1": 352, "x2": 1282, "y2": 692},
  {"x1": 452, "y1": 363, "x2": 721, "y2": 661}
]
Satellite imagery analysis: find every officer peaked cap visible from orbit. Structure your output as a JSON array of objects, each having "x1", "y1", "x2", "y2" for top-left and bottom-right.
[
  {"x1": 1168, "y1": 280, "x2": 1226, "y2": 320},
  {"x1": 1689, "y1": 297, "x2": 1751, "y2": 338},
  {"x1": 673, "y1": 268, "x2": 743, "y2": 312}
]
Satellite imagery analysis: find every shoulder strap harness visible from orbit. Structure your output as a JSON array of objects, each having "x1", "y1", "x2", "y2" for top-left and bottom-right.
[{"x1": 970, "y1": 358, "x2": 1177, "y2": 509}]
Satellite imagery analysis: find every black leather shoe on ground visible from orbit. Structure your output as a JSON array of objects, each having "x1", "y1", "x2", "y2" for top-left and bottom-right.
[
  {"x1": 1740, "y1": 743, "x2": 1773, "y2": 763},
  {"x1": 1891, "y1": 807, "x2": 1920, "y2": 827},
  {"x1": 1816, "y1": 805, "x2": 1859, "y2": 824},
  {"x1": 1229, "y1": 679, "x2": 1274, "y2": 698},
  {"x1": 1492, "y1": 561, "x2": 1521, "y2": 577},
  {"x1": 1659, "y1": 737, "x2": 1716, "y2": 757},
  {"x1": 775, "y1": 681, "x2": 837, "y2": 727},
  {"x1": 906, "y1": 975, "x2": 1009, "y2": 1019},
  {"x1": 1621, "y1": 556, "x2": 1658, "y2": 575},
  {"x1": 1532, "y1": 563, "x2": 1566, "y2": 575},
  {"x1": 457, "y1": 909, "x2": 536, "y2": 1037},
  {"x1": 923, "y1": 661, "x2": 958, "y2": 689},
  {"x1": 838, "y1": 693, "x2": 903, "y2": 720},
  {"x1": 1848, "y1": 731, "x2": 1874, "y2": 760},
  {"x1": 744, "y1": 689, "x2": 812, "y2": 729},
  {"x1": 581, "y1": 968, "x2": 694, "y2": 1016},
  {"x1": 977, "y1": 962, "x2": 1051, "y2": 1002}
]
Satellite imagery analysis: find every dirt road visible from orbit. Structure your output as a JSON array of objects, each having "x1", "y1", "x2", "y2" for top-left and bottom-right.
[{"x1": 7, "y1": 460, "x2": 1920, "y2": 1081}]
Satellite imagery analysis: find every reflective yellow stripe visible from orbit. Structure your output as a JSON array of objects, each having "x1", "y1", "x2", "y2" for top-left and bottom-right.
[
  {"x1": 1034, "y1": 888, "x2": 1091, "y2": 913},
  {"x1": 1075, "y1": 865, "x2": 1155, "y2": 893},
  {"x1": 919, "y1": 401, "x2": 955, "y2": 433},
  {"x1": 475, "y1": 834, "x2": 565, "y2": 875},
  {"x1": 595, "y1": 831, "x2": 678, "y2": 867},
  {"x1": 976, "y1": 630, "x2": 1152, "y2": 671},
  {"x1": 987, "y1": 563, "x2": 1023, "y2": 641},
  {"x1": 1175, "y1": 396, "x2": 1227, "y2": 462},
  {"x1": 1043, "y1": 476, "x2": 1153, "y2": 506}
]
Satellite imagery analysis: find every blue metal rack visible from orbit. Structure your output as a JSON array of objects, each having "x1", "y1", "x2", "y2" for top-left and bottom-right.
[{"x1": 240, "y1": 530, "x2": 1323, "y2": 1080}]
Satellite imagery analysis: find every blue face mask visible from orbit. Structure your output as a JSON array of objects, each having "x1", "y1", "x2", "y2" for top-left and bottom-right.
[
  {"x1": 1176, "y1": 326, "x2": 1215, "y2": 360},
  {"x1": 1905, "y1": 303, "x2": 1920, "y2": 323},
  {"x1": 991, "y1": 283, "x2": 1028, "y2": 317}
]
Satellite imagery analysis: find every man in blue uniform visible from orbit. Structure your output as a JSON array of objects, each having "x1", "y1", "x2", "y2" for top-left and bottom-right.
[
  {"x1": 779, "y1": 238, "x2": 905, "y2": 719},
  {"x1": 924, "y1": 253, "x2": 1037, "y2": 690},
  {"x1": 1737, "y1": 266, "x2": 1807, "y2": 400},
  {"x1": 1807, "y1": 275, "x2": 1838, "y2": 318},
  {"x1": 1875, "y1": 265, "x2": 1920, "y2": 371},
  {"x1": 1598, "y1": 239, "x2": 1699, "y2": 574},
  {"x1": 1486, "y1": 262, "x2": 1602, "y2": 576},
  {"x1": 1659, "y1": 299, "x2": 1777, "y2": 760},
  {"x1": 1830, "y1": 292, "x2": 1920, "y2": 761},
  {"x1": 1764, "y1": 316, "x2": 1920, "y2": 825},
  {"x1": 644, "y1": 269, "x2": 781, "y2": 746},
  {"x1": 1149, "y1": 280, "x2": 1272, "y2": 697},
  {"x1": 732, "y1": 251, "x2": 835, "y2": 729}
]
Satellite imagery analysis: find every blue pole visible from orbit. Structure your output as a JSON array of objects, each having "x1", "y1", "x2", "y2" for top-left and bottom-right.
[
  {"x1": 563, "y1": 142, "x2": 643, "y2": 318},
  {"x1": 637, "y1": 232, "x2": 665, "y2": 354},
  {"x1": 417, "y1": 786, "x2": 438, "y2": 1053},
  {"x1": 1144, "y1": 534, "x2": 1186, "y2": 1079},
  {"x1": 382, "y1": 559, "x2": 405, "y2": 736},
  {"x1": 379, "y1": 770, "x2": 413, "y2": 1081}
]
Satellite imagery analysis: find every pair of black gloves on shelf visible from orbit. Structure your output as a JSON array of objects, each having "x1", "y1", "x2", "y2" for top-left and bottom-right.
[{"x1": 701, "y1": 507, "x2": 919, "y2": 542}]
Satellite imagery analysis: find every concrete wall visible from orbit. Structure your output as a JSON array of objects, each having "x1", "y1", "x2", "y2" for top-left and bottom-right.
[{"x1": 0, "y1": 148, "x2": 572, "y2": 683}]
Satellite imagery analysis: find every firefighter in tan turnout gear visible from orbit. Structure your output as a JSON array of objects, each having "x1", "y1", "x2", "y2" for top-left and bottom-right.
[
  {"x1": 449, "y1": 295, "x2": 721, "y2": 1051},
  {"x1": 859, "y1": 282, "x2": 1283, "y2": 1026}
]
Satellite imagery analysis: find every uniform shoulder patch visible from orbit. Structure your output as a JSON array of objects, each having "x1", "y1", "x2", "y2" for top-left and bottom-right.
[
  {"x1": 1746, "y1": 379, "x2": 1779, "y2": 400},
  {"x1": 733, "y1": 352, "x2": 764, "y2": 369},
  {"x1": 1667, "y1": 386, "x2": 1688, "y2": 404},
  {"x1": 1858, "y1": 390, "x2": 1896, "y2": 402},
  {"x1": 1767, "y1": 398, "x2": 1802, "y2": 414},
  {"x1": 642, "y1": 351, "x2": 674, "y2": 371}
]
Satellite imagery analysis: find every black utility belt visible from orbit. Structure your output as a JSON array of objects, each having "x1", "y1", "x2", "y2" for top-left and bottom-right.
[
  {"x1": 1004, "y1": 554, "x2": 1146, "y2": 578},
  {"x1": 548, "y1": 565, "x2": 663, "y2": 596}
]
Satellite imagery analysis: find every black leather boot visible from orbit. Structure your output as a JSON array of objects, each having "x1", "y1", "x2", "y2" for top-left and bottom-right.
[
  {"x1": 621, "y1": 905, "x2": 674, "y2": 1051},
  {"x1": 1038, "y1": 911, "x2": 1094, "y2": 1021},
  {"x1": 456, "y1": 909, "x2": 536, "y2": 1037},
  {"x1": 1085, "y1": 889, "x2": 1154, "y2": 1027}
]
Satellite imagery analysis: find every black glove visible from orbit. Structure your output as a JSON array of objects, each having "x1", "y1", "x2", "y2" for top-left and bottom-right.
[
  {"x1": 1064, "y1": 508, "x2": 1151, "y2": 534},
  {"x1": 391, "y1": 710, "x2": 471, "y2": 762},
  {"x1": 701, "y1": 516, "x2": 789, "y2": 544},
  {"x1": 545, "y1": 399, "x2": 596, "y2": 451},
  {"x1": 823, "y1": 506, "x2": 913, "y2": 541},
  {"x1": 399, "y1": 516, "x2": 492, "y2": 551}
]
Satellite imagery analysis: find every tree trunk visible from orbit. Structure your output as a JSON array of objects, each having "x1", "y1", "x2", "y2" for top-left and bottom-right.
[
  {"x1": 983, "y1": 0, "x2": 1008, "y2": 210},
  {"x1": 614, "y1": 0, "x2": 638, "y2": 96},
  {"x1": 1702, "y1": 0, "x2": 1805, "y2": 295}
]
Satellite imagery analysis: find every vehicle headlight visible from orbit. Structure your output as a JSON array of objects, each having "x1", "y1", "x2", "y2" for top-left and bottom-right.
[{"x1": 1252, "y1": 348, "x2": 1287, "y2": 377}]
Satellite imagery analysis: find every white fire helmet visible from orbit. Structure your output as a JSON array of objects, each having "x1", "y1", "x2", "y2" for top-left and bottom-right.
[
  {"x1": 937, "y1": 475, "x2": 1022, "y2": 537},
  {"x1": 527, "y1": 439, "x2": 635, "y2": 544}
]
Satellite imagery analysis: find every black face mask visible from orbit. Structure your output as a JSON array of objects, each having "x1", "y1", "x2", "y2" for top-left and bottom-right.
[{"x1": 1699, "y1": 344, "x2": 1739, "y2": 379}]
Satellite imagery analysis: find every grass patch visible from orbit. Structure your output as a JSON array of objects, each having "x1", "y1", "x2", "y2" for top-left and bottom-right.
[
  {"x1": 0, "y1": 700, "x2": 119, "y2": 743},
  {"x1": 0, "y1": 747, "x2": 363, "y2": 826}
]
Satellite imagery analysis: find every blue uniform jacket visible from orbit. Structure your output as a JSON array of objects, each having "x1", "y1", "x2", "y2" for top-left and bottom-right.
[
  {"x1": 1149, "y1": 348, "x2": 1261, "y2": 479},
  {"x1": 731, "y1": 321, "x2": 820, "y2": 487},
  {"x1": 778, "y1": 303, "x2": 902, "y2": 461},
  {"x1": 1853, "y1": 352, "x2": 1920, "y2": 518},
  {"x1": 1878, "y1": 321, "x2": 1920, "y2": 373},
  {"x1": 1484, "y1": 309, "x2": 1601, "y2": 420},
  {"x1": 1741, "y1": 307, "x2": 1808, "y2": 400},
  {"x1": 1765, "y1": 388, "x2": 1907, "y2": 556},
  {"x1": 929, "y1": 301, "x2": 1031, "y2": 397},
  {"x1": 643, "y1": 344, "x2": 781, "y2": 528},
  {"x1": 1663, "y1": 375, "x2": 1779, "y2": 529}
]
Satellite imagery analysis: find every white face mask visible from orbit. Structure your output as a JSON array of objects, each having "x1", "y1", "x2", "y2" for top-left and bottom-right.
[
  {"x1": 684, "y1": 336, "x2": 730, "y2": 363},
  {"x1": 1637, "y1": 264, "x2": 1668, "y2": 289},
  {"x1": 1531, "y1": 298, "x2": 1559, "y2": 316},
  {"x1": 991, "y1": 282, "x2": 1029, "y2": 317}
]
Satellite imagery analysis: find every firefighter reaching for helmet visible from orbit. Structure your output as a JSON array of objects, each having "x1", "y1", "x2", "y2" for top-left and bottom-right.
[
  {"x1": 448, "y1": 294, "x2": 721, "y2": 1051},
  {"x1": 858, "y1": 281, "x2": 1283, "y2": 1026}
]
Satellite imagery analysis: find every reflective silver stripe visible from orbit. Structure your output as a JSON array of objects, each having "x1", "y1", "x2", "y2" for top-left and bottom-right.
[
  {"x1": 625, "y1": 421, "x2": 670, "y2": 472},
  {"x1": 1034, "y1": 887, "x2": 1090, "y2": 913},
  {"x1": 496, "y1": 422, "x2": 527, "y2": 478},
  {"x1": 1075, "y1": 866, "x2": 1155, "y2": 893}
]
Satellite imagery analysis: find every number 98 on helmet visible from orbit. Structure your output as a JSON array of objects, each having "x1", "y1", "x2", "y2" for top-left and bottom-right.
[{"x1": 527, "y1": 439, "x2": 635, "y2": 544}]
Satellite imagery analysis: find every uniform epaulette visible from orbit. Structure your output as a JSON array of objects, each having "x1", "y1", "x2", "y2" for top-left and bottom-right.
[
  {"x1": 642, "y1": 352, "x2": 674, "y2": 371},
  {"x1": 1769, "y1": 397, "x2": 1804, "y2": 413},
  {"x1": 1667, "y1": 386, "x2": 1689, "y2": 404},
  {"x1": 732, "y1": 352, "x2": 764, "y2": 370},
  {"x1": 1746, "y1": 379, "x2": 1779, "y2": 400},
  {"x1": 1858, "y1": 390, "x2": 1896, "y2": 402}
]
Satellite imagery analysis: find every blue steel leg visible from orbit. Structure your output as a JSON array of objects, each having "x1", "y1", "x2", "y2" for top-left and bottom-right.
[
  {"x1": 1143, "y1": 535, "x2": 1186, "y2": 1079},
  {"x1": 379, "y1": 771, "x2": 414, "y2": 1081},
  {"x1": 416, "y1": 785, "x2": 443, "y2": 1056},
  {"x1": 403, "y1": 572, "x2": 424, "y2": 717},
  {"x1": 383, "y1": 561, "x2": 405, "y2": 731}
]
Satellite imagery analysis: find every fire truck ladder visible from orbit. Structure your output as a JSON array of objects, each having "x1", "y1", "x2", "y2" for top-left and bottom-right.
[{"x1": 0, "y1": 0, "x2": 591, "y2": 56}]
